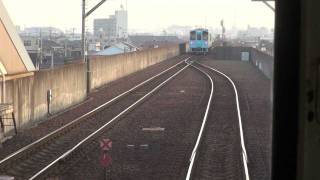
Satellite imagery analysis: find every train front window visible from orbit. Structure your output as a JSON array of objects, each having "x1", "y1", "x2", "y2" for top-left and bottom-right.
[
  {"x1": 203, "y1": 32, "x2": 208, "y2": 41},
  {"x1": 197, "y1": 33, "x2": 201, "y2": 40},
  {"x1": 190, "y1": 31, "x2": 196, "y2": 40}
]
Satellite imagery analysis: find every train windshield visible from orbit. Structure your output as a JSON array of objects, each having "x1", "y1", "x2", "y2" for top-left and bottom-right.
[
  {"x1": 203, "y1": 31, "x2": 209, "y2": 41},
  {"x1": 197, "y1": 33, "x2": 201, "y2": 40},
  {"x1": 190, "y1": 31, "x2": 196, "y2": 40}
]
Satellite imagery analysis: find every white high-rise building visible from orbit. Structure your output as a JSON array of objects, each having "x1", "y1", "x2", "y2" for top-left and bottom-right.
[{"x1": 115, "y1": 5, "x2": 128, "y2": 38}]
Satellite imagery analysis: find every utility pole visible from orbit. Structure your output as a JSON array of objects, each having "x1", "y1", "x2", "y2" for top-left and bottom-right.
[
  {"x1": 82, "y1": 0, "x2": 86, "y2": 63},
  {"x1": 49, "y1": 27, "x2": 52, "y2": 40},
  {"x1": 82, "y1": 0, "x2": 107, "y2": 93},
  {"x1": 51, "y1": 49, "x2": 54, "y2": 69},
  {"x1": 65, "y1": 39, "x2": 68, "y2": 58},
  {"x1": 40, "y1": 29, "x2": 43, "y2": 66},
  {"x1": 37, "y1": 29, "x2": 43, "y2": 70}
]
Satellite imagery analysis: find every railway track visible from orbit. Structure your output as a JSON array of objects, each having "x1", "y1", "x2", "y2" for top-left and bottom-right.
[
  {"x1": 0, "y1": 56, "x2": 191, "y2": 180},
  {"x1": 185, "y1": 60, "x2": 250, "y2": 180},
  {"x1": 55, "y1": 63, "x2": 212, "y2": 179},
  {"x1": 0, "y1": 56, "x2": 251, "y2": 180}
]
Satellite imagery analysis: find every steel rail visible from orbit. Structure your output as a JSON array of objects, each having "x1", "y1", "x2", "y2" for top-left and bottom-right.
[
  {"x1": 185, "y1": 61, "x2": 214, "y2": 180},
  {"x1": 197, "y1": 62, "x2": 250, "y2": 180},
  {"x1": 0, "y1": 56, "x2": 191, "y2": 168},
  {"x1": 29, "y1": 61, "x2": 191, "y2": 180}
]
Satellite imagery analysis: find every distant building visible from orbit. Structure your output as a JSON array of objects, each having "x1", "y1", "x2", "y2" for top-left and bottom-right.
[
  {"x1": 128, "y1": 35, "x2": 183, "y2": 49},
  {"x1": 94, "y1": 17, "x2": 116, "y2": 39},
  {"x1": 115, "y1": 5, "x2": 128, "y2": 38},
  {"x1": 20, "y1": 34, "x2": 82, "y2": 69},
  {"x1": 94, "y1": 5, "x2": 128, "y2": 40},
  {"x1": 166, "y1": 25, "x2": 192, "y2": 40},
  {"x1": 94, "y1": 41, "x2": 140, "y2": 56},
  {"x1": 65, "y1": 29, "x2": 81, "y2": 41},
  {"x1": 88, "y1": 42, "x2": 102, "y2": 53},
  {"x1": 20, "y1": 36, "x2": 41, "y2": 65},
  {"x1": 237, "y1": 26, "x2": 273, "y2": 42},
  {"x1": 20, "y1": 36, "x2": 65, "y2": 67},
  {"x1": 20, "y1": 27, "x2": 64, "y2": 38}
]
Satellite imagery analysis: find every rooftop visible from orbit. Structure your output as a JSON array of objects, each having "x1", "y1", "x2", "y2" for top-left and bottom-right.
[{"x1": 0, "y1": 1, "x2": 35, "y2": 75}]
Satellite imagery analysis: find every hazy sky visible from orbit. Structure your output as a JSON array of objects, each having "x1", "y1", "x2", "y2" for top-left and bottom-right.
[{"x1": 2, "y1": 0, "x2": 274, "y2": 32}]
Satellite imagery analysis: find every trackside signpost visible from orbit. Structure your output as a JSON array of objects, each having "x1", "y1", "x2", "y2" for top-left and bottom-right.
[
  {"x1": 100, "y1": 138, "x2": 112, "y2": 151},
  {"x1": 100, "y1": 153, "x2": 112, "y2": 167},
  {"x1": 100, "y1": 138, "x2": 112, "y2": 180}
]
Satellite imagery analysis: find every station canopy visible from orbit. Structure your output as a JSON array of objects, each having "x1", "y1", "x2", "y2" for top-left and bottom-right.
[{"x1": 0, "y1": 1, "x2": 35, "y2": 76}]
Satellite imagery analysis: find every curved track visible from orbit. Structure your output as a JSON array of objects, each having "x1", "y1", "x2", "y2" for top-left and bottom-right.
[
  {"x1": 55, "y1": 64, "x2": 212, "y2": 180},
  {"x1": 0, "y1": 56, "x2": 251, "y2": 180},
  {"x1": 0, "y1": 56, "x2": 191, "y2": 180},
  {"x1": 185, "y1": 60, "x2": 250, "y2": 180}
]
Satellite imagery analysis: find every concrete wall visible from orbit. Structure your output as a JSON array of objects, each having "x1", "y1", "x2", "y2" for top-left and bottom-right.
[
  {"x1": 90, "y1": 45, "x2": 180, "y2": 89},
  {"x1": 210, "y1": 46, "x2": 274, "y2": 105},
  {"x1": 0, "y1": 45, "x2": 182, "y2": 137},
  {"x1": 210, "y1": 46, "x2": 274, "y2": 80},
  {"x1": 250, "y1": 48, "x2": 274, "y2": 80},
  {"x1": 0, "y1": 63, "x2": 87, "y2": 133},
  {"x1": 32, "y1": 63, "x2": 87, "y2": 120},
  {"x1": 210, "y1": 46, "x2": 252, "y2": 61},
  {"x1": 179, "y1": 43, "x2": 189, "y2": 54}
]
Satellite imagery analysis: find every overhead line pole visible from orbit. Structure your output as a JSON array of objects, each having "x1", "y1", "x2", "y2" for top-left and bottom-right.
[
  {"x1": 81, "y1": 0, "x2": 86, "y2": 63},
  {"x1": 262, "y1": 1, "x2": 275, "y2": 12},
  {"x1": 82, "y1": 0, "x2": 107, "y2": 93},
  {"x1": 85, "y1": 0, "x2": 107, "y2": 18}
]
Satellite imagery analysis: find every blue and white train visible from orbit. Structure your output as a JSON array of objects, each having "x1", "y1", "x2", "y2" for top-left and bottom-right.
[{"x1": 189, "y1": 28, "x2": 213, "y2": 54}]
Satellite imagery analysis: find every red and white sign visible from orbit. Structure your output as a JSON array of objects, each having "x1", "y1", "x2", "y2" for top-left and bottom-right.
[
  {"x1": 100, "y1": 138, "x2": 112, "y2": 151},
  {"x1": 100, "y1": 153, "x2": 112, "y2": 167}
]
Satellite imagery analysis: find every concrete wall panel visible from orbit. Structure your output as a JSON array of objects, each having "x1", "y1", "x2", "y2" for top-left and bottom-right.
[
  {"x1": 0, "y1": 45, "x2": 180, "y2": 138},
  {"x1": 210, "y1": 46, "x2": 252, "y2": 60},
  {"x1": 250, "y1": 49, "x2": 274, "y2": 80},
  {"x1": 0, "y1": 63, "x2": 86, "y2": 132},
  {"x1": 90, "y1": 45, "x2": 180, "y2": 89},
  {"x1": 32, "y1": 63, "x2": 87, "y2": 121},
  {"x1": 210, "y1": 46, "x2": 274, "y2": 80}
]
